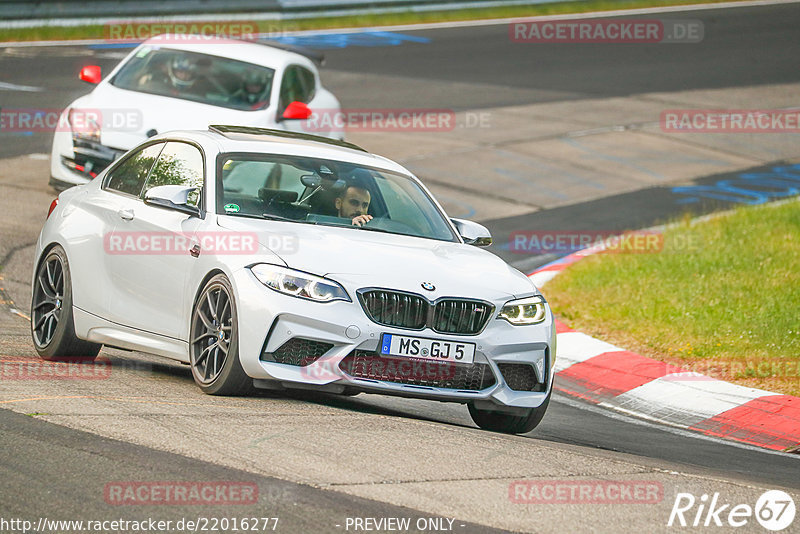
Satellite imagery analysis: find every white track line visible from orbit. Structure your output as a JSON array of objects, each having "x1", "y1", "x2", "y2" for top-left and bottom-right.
[{"x1": 0, "y1": 81, "x2": 44, "y2": 92}]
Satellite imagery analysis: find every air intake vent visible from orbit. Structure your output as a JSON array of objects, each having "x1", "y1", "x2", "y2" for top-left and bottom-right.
[
  {"x1": 261, "y1": 338, "x2": 333, "y2": 367},
  {"x1": 497, "y1": 363, "x2": 545, "y2": 392},
  {"x1": 339, "y1": 350, "x2": 496, "y2": 391}
]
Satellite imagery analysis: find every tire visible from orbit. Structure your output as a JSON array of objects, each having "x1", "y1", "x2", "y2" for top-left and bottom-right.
[
  {"x1": 31, "y1": 245, "x2": 101, "y2": 361},
  {"x1": 468, "y1": 391, "x2": 551, "y2": 434},
  {"x1": 189, "y1": 274, "x2": 253, "y2": 395}
]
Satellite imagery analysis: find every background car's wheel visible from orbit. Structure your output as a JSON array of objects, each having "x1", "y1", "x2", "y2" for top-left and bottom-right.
[
  {"x1": 468, "y1": 391, "x2": 551, "y2": 434},
  {"x1": 31, "y1": 245, "x2": 101, "y2": 360},
  {"x1": 189, "y1": 274, "x2": 253, "y2": 396}
]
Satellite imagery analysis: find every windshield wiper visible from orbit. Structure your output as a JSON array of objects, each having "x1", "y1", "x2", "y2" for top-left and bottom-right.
[
  {"x1": 224, "y1": 212, "x2": 302, "y2": 223},
  {"x1": 354, "y1": 225, "x2": 394, "y2": 235},
  {"x1": 261, "y1": 213, "x2": 298, "y2": 222}
]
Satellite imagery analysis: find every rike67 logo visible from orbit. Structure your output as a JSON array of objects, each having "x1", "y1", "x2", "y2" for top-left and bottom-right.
[{"x1": 668, "y1": 490, "x2": 796, "y2": 531}]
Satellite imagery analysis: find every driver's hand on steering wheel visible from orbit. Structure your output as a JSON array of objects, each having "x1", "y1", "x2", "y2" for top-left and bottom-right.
[{"x1": 352, "y1": 214, "x2": 373, "y2": 227}]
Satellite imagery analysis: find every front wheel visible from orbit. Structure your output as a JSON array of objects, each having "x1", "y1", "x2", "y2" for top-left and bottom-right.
[
  {"x1": 189, "y1": 274, "x2": 253, "y2": 395},
  {"x1": 468, "y1": 391, "x2": 551, "y2": 434}
]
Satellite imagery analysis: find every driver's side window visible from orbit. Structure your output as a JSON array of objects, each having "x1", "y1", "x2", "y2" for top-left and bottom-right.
[
  {"x1": 105, "y1": 142, "x2": 165, "y2": 197},
  {"x1": 278, "y1": 65, "x2": 315, "y2": 113}
]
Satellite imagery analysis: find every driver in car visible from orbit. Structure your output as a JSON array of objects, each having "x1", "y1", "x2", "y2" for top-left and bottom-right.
[{"x1": 335, "y1": 185, "x2": 373, "y2": 227}]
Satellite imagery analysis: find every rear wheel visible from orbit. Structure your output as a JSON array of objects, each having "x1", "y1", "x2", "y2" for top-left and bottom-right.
[
  {"x1": 468, "y1": 391, "x2": 551, "y2": 434},
  {"x1": 31, "y1": 246, "x2": 101, "y2": 360},
  {"x1": 189, "y1": 274, "x2": 253, "y2": 395}
]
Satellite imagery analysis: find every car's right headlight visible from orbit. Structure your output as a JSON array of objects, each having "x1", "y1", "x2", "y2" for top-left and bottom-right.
[
  {"x1": 498, "y1": 295, "x2": 547, "y2": 325},
  {"x1": 250, "y1": 264, "x2": 350, "y2": 303}
]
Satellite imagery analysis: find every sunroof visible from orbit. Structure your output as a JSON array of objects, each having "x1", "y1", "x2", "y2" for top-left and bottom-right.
[{"x1": 208, "y1": 125, "x2": 367, "y2": 153}]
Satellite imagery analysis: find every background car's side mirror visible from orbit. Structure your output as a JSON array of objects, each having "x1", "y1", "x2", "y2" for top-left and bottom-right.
[
  {"x1": 451, "y1": 218, "x2": 492, "y2": 247},
  {"x1": 281, "y1": 101, "x2": 312, "y2": 121},
  {"x1": 144, "y1": 185, "x2": 200, "y2": 216},
  {"x1": 79, "y1": 65, "x2": 102, "y2": 84}
]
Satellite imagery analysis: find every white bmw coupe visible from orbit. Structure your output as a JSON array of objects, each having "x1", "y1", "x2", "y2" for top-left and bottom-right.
[
  {"x1": 33, "y1": 126, "x2": 555, "y2": 434},
  {"x1": 50, "y1": 35, "x2": 342, "y2": 190}
]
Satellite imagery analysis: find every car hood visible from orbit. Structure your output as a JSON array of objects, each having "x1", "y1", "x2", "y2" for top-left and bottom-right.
[
  {"x1": 72, "y1": 85, "x2": 271, "y2": 150},
  {"x1": 216, "y1": 216, "x2": 535, "y2": 301}
]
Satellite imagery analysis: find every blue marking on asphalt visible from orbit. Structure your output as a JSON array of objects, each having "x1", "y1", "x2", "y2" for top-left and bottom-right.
[
  {"x1": 87, "y1": 31, "x2": 430, "y2": 50},
  {"x1": 271, "y1": 31, "x2": 430, "y2": 49},
  {"x1": 671, "y1": 163, "x2": 800, "y2": 205},
  {"x1": 87, "y1": 43, "x2": 138, "y2": 49}
]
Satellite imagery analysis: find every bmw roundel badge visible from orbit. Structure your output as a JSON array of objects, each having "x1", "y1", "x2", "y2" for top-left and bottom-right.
[{"x1": 421, "y1": 282, "x2": 435, "y2": 291}]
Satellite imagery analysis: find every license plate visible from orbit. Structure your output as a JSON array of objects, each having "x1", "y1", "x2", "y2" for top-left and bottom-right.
[{"x1": 380, "y1": 334, "x2": 475, "y2": 364}]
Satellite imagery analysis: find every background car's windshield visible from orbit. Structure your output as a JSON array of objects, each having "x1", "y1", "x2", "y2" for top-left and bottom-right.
[
  {"x1": 110, "y1": 47, "x2": 274, "y2": 111},
  {"x1": 217, "y1": 153, "x2": 458, "y2": 242}
]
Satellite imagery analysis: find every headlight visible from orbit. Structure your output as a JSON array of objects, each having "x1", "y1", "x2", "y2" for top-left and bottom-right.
[
  {"x1": 250, "y1": 264, "x2": 350, "y2": 303},
  {"x1": 68, "y1": 108, "x2": 101, "y2": 143},
  {"x1": 498, "y1": 295, "x2": 547, "y2": 325}
]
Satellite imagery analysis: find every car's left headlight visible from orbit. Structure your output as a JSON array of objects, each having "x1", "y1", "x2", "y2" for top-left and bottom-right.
[
  {"x1": 68, "y1": 108, "x2": 101, "y2": 144},
  {"x1": 498, "y1": 295, "x2": 547, "y2": 325},
  {"x1": 250, "y1": 264, "x2": 350, "y2": 303}
]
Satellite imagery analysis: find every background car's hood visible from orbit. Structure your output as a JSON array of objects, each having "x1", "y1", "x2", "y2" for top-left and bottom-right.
[
  {"x1": 74, "y1": 85, "x2": 272, "y2": 150},
  {"x1": 217, "y1": 217, "x2": 536, "y2": 301}
]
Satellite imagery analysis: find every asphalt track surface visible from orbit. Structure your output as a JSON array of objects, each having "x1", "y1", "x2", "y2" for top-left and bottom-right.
[{"x1": 1, "y1": 2, "x2": 800, "y2": 531}]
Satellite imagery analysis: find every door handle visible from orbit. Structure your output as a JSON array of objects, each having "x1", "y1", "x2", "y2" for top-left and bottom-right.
[{"x1": 118, "y1": 209, "x2": 134, "y2": 221}]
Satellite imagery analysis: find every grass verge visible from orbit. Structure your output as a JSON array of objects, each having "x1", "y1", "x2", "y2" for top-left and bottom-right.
[
  {"x1": 1, "y1": 0, "x2": 749, "y2": 43},
  {"x1": 544, "y1": 200, "x2": 800, "y2": 396}
]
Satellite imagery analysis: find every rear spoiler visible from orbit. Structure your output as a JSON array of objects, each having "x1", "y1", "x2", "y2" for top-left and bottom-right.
[{"x1": 255, "y1": 39, "x2": 326, "y2": 67}]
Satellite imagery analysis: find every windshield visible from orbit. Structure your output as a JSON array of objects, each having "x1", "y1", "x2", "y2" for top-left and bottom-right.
[
  {"x1": 110, "y1": 47, "x2": 274, "y2": 111},
  {"x1": 216, "y1": 153, "x2": 458, "y2": 242}
]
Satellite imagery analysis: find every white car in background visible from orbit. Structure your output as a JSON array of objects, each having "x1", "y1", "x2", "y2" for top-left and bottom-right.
[
  {"x1": 50, "y1": 35, "x2": 342, "y2": 190},
  {"x1": 33, "y1": 126, "x2": 556, "y2": 434}
]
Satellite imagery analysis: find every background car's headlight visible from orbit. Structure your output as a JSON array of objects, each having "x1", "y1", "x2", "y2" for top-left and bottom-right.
[
  {"x1": 250, "y1": 264, "x2": 350, "y2": 302},
  {"x1": 498, "y1": 295, "x2": 547, "y2": 325},
  {"x1": 68, "y1": 108, "x2": 101, "y2": 143}
]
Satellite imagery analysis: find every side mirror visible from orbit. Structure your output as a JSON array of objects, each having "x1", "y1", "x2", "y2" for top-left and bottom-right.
[
  {"x1": 451, "y1": 218, "x2": 492, "y2": 247},
  {"x1": 144, "y1": 185, "x2": 200, "y2": 216},
  {"x1": 79, "y1": 65, "x2": 102, "y2": 85},
  {"x1": 281, "y1": 101, "x2": 312, "y2": 121}
]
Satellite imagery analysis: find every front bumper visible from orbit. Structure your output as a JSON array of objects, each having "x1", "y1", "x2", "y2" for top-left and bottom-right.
[
  {"x1": 233, "y1": 268, "x2": 555, "y2": 411},
  {"x1": 50, "y1": 128, "x2": 125, "y2": 189}
]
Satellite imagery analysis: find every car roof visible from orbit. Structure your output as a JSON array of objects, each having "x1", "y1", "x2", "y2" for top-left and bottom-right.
[
  {"x1": 140, "y1": 35, "x2": 317, "y2": 69},
  {"x1": 210, "y1": 125, "x2": 367, "y2": 152},
  {"x1": 157, "y1": 127, "x2": 412, "y2": 176}
]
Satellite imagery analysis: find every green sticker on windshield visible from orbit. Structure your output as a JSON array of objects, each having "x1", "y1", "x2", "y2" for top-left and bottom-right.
[
  {"x1": 224, "y1": 203, "x2": 240, "y2": 213},
  {"x1": 135, "y1": 46, "x2": 152, "y2": 58}
]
